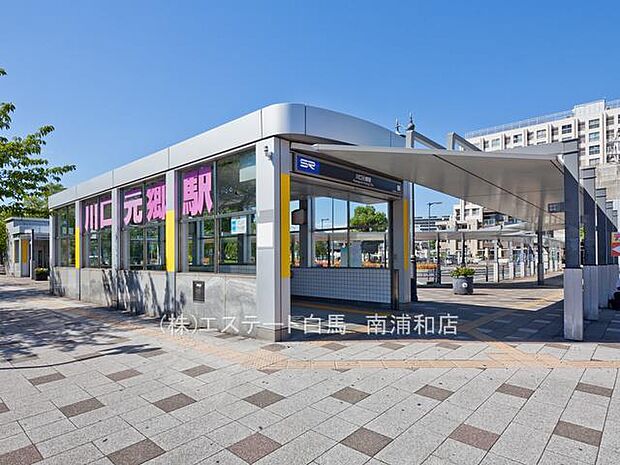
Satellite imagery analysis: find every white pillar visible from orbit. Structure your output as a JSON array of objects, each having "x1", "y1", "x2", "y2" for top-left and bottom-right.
[
  {"x1": 606, "y1": 202, "x2": 615, "y2": 303},
  {"x1": 581, "y1": 167, "x2": 598, "y2": 320},
  {"x1": 492, "y1": 242, "x2": 500, "y2": 282},
  {"x1": 563, "y1": 142, "x2": 583, "y2": 340},
  {"x1": 518, "y1": 246, "x2": 525, "y2": 278},
  {"x1": 596, "y1": 189, "x2": 608, "y2": 308},
  {"x1": 255, "y1": 138, "x2": 289, "y2": 341},
  {"x1": 508, "y1": 241, "x2": 515, "y2": 279}
]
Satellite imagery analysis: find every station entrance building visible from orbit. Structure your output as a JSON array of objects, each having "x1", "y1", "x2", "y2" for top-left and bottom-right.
[{"x1": 49, "y1": 104, "x2": 618, "y2": 341}]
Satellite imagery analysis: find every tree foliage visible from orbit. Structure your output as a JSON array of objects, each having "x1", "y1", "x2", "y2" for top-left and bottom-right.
[
  {"x1": 349, "y1": 205, "x2": 388, "y2": 232},
  {"x1": 0, "y1": 67, "x2": 75, "y2": 217}
]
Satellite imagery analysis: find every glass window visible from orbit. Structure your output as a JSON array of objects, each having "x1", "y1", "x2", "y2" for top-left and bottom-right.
[
  {"x1": 589, "y1": 132, "x2": 600, "y2": 142},
  {"x1": 53, "y1": 205, "x2": 75, "y2": 267},
  {"x1": 217, "y1": 150, "x2": 256, "y2": 214},
  {"x1": 218, "y1": 214, "x2": 256, "y2": 273},
  {"x1": 536, "y1": 129, "x2": 546, "y2": 139},
  {"x1": 589, "y1": 119, "x2": 600, "y2": 129},
  {"x1": 186, "y1": 219, "x2": 215, "y2": 271},
  {"x1": 491, "y1": 138, "x2": 500, "y2": 148},
  {"x1": 179, "y1": 149, "x2": 256, "y2": 274},
  {"x1": 589, "y1": 145, "x2": 601, "y2": 155},
  {"x1": 82, "y1": 193, "x2": 112, "y2": 268},
  {"x1": 513, "y1": 134, "x2": 522, "y2": 143},
  {"x1": 310, "y1": 197, "x2": 389, "y2": 268},
  {"x1": 121, "y1": 179, "x2": 166, "y2": 270},
  {"x1": 561, "y1": 124, "x2": 572, "y2": 134}
]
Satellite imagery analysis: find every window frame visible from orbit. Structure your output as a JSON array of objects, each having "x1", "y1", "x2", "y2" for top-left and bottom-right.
[
  {"x1": 309, "y1": 197, "x2": 391, "y2": 269},
  {"x1": 179, "y1": 149, "x2": 257, "y2": 274},
  {"x1": 81, "y1": 193, "x2": 113, "y2": 268},
  {"x1": 120, "y1": 178, "x2": 167, "y2": 271},
  {"x1": 53, "y1": 204, "x2": 76, "y2": 267}
]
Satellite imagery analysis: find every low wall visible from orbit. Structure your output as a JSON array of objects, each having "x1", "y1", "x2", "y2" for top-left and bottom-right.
[
  {"x1": 176, "y1": 273, "x2": 257, "y2": 336},
  {"x1": 117, "y1": 270, "x2": 170, "y2": 318},
  {"x1": 50, "y1": 267, "x2": 80, "y2": 299},
  {"x1": 291, "y1": 267, "x2": 391, "y2": 304},
  {"x1": 80, "y1": 268, "x2": 116, "y2": 307},
  {"x1": 51, "y1": 268, "x2": 257, "y2": 335}
]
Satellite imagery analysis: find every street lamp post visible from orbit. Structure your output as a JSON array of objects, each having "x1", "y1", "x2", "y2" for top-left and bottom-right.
[
  {"x1": 320, "y1": 218, "x2": 330, "y2": 266},
  {"x1": 427, "y1": 201, "x2": 442, "y2": 282}
]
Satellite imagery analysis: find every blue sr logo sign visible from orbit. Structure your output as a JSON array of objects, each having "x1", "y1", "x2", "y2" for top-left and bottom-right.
[{"x1": 296, "y1": 156, "x2": 320, "y2": 175}]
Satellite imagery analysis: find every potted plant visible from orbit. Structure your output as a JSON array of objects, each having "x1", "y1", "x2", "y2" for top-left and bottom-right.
[
  {"x1": 34, "y1": 267, "x2": 49, "y2": 281},
  {"x1": 450, "y1": 266, "x2": 475, "y2": 295}
]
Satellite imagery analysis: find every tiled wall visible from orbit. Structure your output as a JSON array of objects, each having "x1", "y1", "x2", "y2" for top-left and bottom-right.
[{"x1": 291, "y1": 268, "x2": 391, "y2": 304}]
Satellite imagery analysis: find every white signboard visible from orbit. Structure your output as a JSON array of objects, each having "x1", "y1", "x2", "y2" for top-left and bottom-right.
[{"x1": 231, "y1": 216, "x2": 247, "y2": 235}]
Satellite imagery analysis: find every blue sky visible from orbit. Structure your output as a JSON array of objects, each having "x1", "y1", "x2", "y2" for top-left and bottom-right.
[{"x1": 2, "y1": 0, "x2": 619, "y2": 216}]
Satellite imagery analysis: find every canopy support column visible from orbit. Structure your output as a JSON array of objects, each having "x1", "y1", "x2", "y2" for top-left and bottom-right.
[
  {"x1": 563, "y1": 143, "x2": 583, "y2": 340},
  {"x1": 406, "y1": 124, "x2": 418, "y2": 302},
  {"x1": 435, "y1": 232, "x2": 441, "y2": 285},
  {"x1": 606, "y1": 201, "x2": 616, "y2": 303},
  {"x1": 581, "y1": 167, "x2": 598, "y2": 320},
  {"x1": 537, "y1": 228, "x2": 544, "y2": 285},
  {"x1": 508, "y1": 241, "x2": 515, "y2": 280},
  {"x1": 596, "y1": 189, "x2": 608, "y2": 308},
  {"x1": 493, "y1": 240, "x2": 500, "y2": 283}
]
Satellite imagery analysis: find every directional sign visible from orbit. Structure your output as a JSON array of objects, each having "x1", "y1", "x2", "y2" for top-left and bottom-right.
[{"x1": 612, "y1": 232, "x2": 620, "y2": 257}]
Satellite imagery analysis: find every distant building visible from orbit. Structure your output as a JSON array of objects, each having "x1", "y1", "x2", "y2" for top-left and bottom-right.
[
  {"x1": 436, "y1": 200, "x2": 520, "y2": 259},
  {"x1": 414, "y1": 215, "x2": 450, "y2": 232},
  {"x1": 4, "y1": 217, "x2": 50, "y2": 278},
  {"x1": 466, "y1": 98, "x2": 620, "y2": 205}
]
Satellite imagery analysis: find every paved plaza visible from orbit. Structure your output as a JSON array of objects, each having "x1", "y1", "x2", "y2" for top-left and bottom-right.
[{"x1": 1, "y1": 275, "x2": 620, "y2": 465}]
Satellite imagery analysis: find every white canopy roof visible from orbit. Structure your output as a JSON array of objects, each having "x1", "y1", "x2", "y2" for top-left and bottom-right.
[
  {"x1": 291, "y1": 142, "x2": 573, "y2": 230},
  {"x1": 415, "y1": 229, "x2": 564, "y2": 247}
]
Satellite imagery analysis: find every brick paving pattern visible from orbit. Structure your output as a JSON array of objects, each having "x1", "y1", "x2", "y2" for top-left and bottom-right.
[{"x1": 1, "y1": 274, "x2": 620, "y2": 464}]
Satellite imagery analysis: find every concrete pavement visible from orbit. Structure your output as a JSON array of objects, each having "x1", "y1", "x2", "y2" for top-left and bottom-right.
[{"x1": 1, "y1": 275, "x2": 620, "y2": 465}]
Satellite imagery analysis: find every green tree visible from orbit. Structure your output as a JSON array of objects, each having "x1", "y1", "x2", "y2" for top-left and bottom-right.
[
  {"x1": 0, "y1": 211, "x2": 7, "y2": 264},
  {"x1": 1, "y1": 68, "x2": 75, "y2": 217},
  {"x1": 349, "y1": 205, "x2": 388, "y2": 232},
  {"x1": 22, "y1": 182, "x2": 66, "y2": 215}
]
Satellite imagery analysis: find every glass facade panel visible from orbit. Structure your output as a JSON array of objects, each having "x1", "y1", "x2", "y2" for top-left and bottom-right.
[
  {"x1": 311, "y1": 197, "x2": 389, "y2": 268},
  {"x1": 180, "y1": 149, "x2": 256, "y2": 274},
  {"x1": 121, "y1": 178, "x2": 166, "y2": 270},
  {"x1": 82, "y1": 193, "x2": 112, "y2": 268},
  {"x1": 217, "y1": 151, "x2": 256, "y2": 214},
  {"x1": 53, "y1": 204, "x2": 75, "y2": 267}
]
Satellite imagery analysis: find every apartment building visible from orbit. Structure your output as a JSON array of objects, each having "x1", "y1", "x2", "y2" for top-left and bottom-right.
[{"x1": 465, "y1": 98, "x2": 620, "y2": 203}]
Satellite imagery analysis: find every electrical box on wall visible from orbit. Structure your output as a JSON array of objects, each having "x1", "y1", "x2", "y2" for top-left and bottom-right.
[{"x1": 192, "y1": 281, "x2": 205, "y2": 302}]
